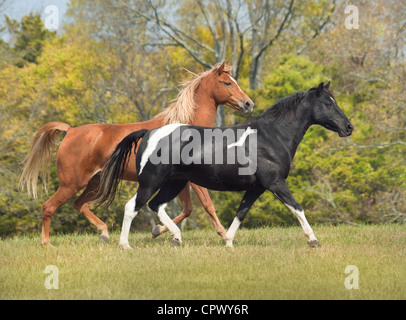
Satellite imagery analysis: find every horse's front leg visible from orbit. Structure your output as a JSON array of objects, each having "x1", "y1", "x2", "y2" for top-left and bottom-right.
[
  {"x1": 271, "y1": 180, "x2": 321, "y2": 248},
  {"x1": 225, "y1": 187, "x2": 265, "y2": 247}
]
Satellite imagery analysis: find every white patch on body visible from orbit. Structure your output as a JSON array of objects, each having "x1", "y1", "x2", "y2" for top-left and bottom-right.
[
  {"x1": 227, "y1": 127, "x2": 255, "y2": 149},
  {"x1": 139, "y1": 123, "x2": 186, "y2": 175}
]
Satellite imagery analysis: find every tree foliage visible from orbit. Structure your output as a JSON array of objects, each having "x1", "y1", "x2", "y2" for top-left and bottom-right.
[{"x1": 0, "y1": 0, "x2": 404, "y2": 237}]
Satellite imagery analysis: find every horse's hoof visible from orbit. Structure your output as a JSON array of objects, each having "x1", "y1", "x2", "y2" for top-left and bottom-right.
[
  {"x1": 152, "y1": 225, "x2": 164, "y2": 238},
  {"x1": 171, "y1": 238, "x2": 181, "y2": 246},
  {"x1": 308, "y1": 240, "x2": 321, "y2": 248},
  {"x1": 100, "y1": 234, "x2": 109, "y2": 243},
  {"x1": 41, "y1": 242, "x2": 56, "y2": 248},
  {"x1": 225, "y1": 240, "x2": 234, "y2": 248},
  {"x1": 119, "y1": 243, "x2": 133, "y2": 250}
]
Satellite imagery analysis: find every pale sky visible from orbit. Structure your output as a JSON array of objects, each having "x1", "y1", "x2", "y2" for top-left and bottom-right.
[
  {"x1": 2, "y1": 0, "x2": 69, "y2": 19},
  {"x1": 1, "y1": 0, "x2": 70, "y2": 40}
]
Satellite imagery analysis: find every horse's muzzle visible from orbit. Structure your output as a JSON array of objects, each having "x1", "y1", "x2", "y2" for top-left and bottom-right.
[
  {"x1": 339, "y1": 122, "x2": 354, "y2": 137},
  {"x1": 240, "y1": 100, "x2": 254, "y2": 115}
]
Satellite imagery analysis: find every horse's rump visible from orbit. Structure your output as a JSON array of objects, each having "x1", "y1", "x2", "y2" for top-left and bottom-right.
[{"x1": 19, "y1": 121, "x2": 70, "y2": 199}]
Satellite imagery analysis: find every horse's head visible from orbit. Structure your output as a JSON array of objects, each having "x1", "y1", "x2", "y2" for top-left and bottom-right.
[
  {"x1": 308, "y1": 82, "x2": 353, "y2": 137},
  {"x1": 208, "y1": 61, "x2": 254, "y2": 115}
]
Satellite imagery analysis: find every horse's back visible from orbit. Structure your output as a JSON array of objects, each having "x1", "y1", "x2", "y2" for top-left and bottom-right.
[{"x1": 56, "y1": 119, "x2": 163, "y2": 182}]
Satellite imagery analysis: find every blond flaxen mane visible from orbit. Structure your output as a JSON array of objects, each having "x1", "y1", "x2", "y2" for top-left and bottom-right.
[{"x1": 156, "y1": 63, "x2": 231, "y2": 125}]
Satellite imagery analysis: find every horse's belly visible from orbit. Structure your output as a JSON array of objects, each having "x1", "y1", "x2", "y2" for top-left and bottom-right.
[{"x1": 175, "y1": 164, "x2": 256, "y2": 191}]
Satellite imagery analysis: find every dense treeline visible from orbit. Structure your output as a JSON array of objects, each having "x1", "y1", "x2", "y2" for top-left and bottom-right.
[{"x1": 0, "y1": 0, "x2": 404, "y2": 237}]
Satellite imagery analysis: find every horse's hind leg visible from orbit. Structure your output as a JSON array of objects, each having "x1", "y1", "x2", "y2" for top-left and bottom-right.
[
  {"x1": 151, "y1": 183, "x2": 228, "y2": 241},
  {"x1": 225, "y1": 187, "x2": 264, "y2": 247},
  {"x1": 191, "y1": 184, "x2": 227, "y2": 240},
  {"x1": 42, "y1": 186, "x2": 78, "y2": 246},
  {"x1": 119, "y1": 185, "x2": 159, "y2": 250},
  {"x1": 151, "y1": 183, "x2": 193, "y2": 238},
  {"x1": 148, "y1": 179, "x2": 189, "y2": 246},
  {"x1": 73, "y1": 174, "x2": 109, "y2": 243},
  {"x1": 271, "y1": 180, "x2": 320, "y2": 248}
]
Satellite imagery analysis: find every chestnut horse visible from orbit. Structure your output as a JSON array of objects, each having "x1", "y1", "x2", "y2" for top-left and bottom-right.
[{"x1": 19, "y1": 62, "x2": 254, "y2": 246}]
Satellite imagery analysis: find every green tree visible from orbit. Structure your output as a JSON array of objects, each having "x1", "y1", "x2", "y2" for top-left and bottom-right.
[
  {"x1": 0, "y1": 0, "x2": 404, "y2": 237},
  {"x1": 5, "y1": 12, "x2": 55, "y2": 67}
]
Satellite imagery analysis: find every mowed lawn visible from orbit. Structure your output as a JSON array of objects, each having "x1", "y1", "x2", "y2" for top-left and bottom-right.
[{"x1": 1, "y1": 224, "x2": 405, "y2": 300}]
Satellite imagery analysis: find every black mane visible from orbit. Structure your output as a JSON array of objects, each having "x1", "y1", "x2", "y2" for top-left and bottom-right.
[
  {"x1": 264, "y1": 91, "x2": 306, "y2": 120},
  {"x1": 263, "y1": 86, "x2": 335, "y2": 121}
]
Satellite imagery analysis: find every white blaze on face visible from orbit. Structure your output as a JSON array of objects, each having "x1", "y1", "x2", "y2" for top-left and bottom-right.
[
  {"x1": 138, "y1": 123, "x2": 186, "y2": 175},
  {"x1": 330, "y1": 96, "x2": 336, "y2": 103},
  {"x1": 230, "y1": 76, "x2": 244, "y2": 94}
]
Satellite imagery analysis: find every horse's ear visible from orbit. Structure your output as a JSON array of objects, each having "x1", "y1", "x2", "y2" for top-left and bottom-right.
[
  {"x1": 325, "y1": 81, "x2": 331, "y2": 89},
  {"x1": 316, "y1": 82, "x2": 324, "y2": 95},
  {"x1": 217, "y1": 61, "x2": 226, "y2": 75}
]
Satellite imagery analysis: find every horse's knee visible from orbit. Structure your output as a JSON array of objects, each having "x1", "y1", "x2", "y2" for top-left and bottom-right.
[
  {"x1": 42, "y1": 203, "x2": 55, "y2": 219},
  {"x1": 182, "y1": 204, "x2": 193, "y2": 218}
]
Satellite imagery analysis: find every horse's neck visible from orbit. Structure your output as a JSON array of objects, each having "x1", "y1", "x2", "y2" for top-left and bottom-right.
[
  {"x1": 191, "y1": 103, "x2": 218, "y2": 126},
  {"x1": 126, "y1": 97, "x2": 217, "y2": 129},
  {"x1": 285, "y1": 120, "x2": 313, "y2": 159},
  {"x1": 262, "y1": 112, "x2": 313, "y2": 159},
  {"x1": 128, "y1": 116, "x2": 163, "y2": 129},
  {"x1": 190, "y1": 86, "x2": 218, "y2": 127}
]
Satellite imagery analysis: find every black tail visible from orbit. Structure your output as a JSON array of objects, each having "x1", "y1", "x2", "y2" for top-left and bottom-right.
[{"x1": 96, "y1": 129, "x2": 148, "y2": 207}]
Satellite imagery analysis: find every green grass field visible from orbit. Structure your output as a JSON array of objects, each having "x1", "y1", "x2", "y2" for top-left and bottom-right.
[{"x1": 1, "y1": 224, "x2": 405, "y2": 300}]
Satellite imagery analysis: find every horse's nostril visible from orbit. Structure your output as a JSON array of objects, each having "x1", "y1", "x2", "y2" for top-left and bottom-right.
[
  {"x1": 347, "y1": 123, "x2": 354, "y2": 131},
  {"x1": 245, "y1": 101, "x2": 251, "y2": 108}
]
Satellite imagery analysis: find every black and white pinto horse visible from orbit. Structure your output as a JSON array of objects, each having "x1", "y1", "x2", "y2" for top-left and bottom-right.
[{"x1": 97, "y1": 82, "x2": 353, "y2": 249}]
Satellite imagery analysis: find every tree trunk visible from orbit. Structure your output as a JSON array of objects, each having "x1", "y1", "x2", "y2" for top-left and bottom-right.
[{"x1": 249, "y1": 53, "x2": 265, "y2": 90}]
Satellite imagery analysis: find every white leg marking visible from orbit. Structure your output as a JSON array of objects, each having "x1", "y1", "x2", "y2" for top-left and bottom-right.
[
  {"x1": 285, "y1": 204, "x2": 317, "y2": 241},
  {"x1": 157, "y1": 204, "x2": 181, "y2": 242},
  {"x1": 119, "y1": 193, "x2": 138, "y2": 249},
  {"x1": 225, "y1": 217, "x2": 241, "y2": 247},
  {"x1": 227, "y1": 127, "x2": 255, "y2": 149},
  {"x1": 139, "y1": 123, "x2": 186, "y2": 175}
]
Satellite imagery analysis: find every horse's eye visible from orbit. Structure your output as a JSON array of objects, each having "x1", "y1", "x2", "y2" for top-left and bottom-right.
[{"x1": 224, "y1": 82, "x2": 232, "y2": 86}]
